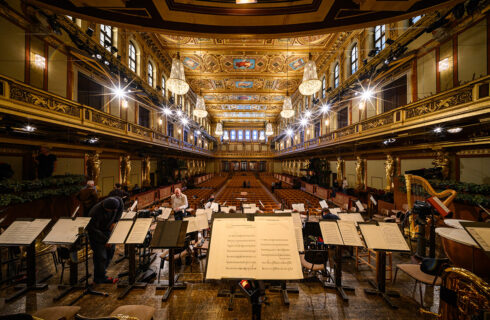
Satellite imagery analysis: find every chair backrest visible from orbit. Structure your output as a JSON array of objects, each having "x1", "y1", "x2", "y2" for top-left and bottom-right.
[{"x1": 304, "y1": 249, "x2": 328, "y2": 265}]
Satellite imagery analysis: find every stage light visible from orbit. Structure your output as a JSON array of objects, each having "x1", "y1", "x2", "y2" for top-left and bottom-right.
[
  {"x1": 447, "y1": 127, "x2": 462, "y2": 133},
  {"x1": 24, "y1": 125, "x2": 36, "y2": 132},
  {"x1": 286, "y1": 128, "x2": 293, "y2": 137},
  {"x1": 181, "y1": 117, "x2": 188, "y2": 125},
  {"x1": 176, "y1": 110, "x2": 183, "y2": 117},
  {"x1": 163, "y1": 108, "x2": 172, "y2": 116},
  {"x1": 300, "y1": 118, "x2": 308, "y2": 127},
  {"x1": 433, "y1": 126, "x2": 444, "y2": 133},
  {"x1": 304, "y1": 110, "x2": 312, "y2": 118},
  {"x1": 321, "y1": 104, "x2": 330, "y2": 113},
  {"x1": 88, "y1": 137, "x2": 99, "y2": 144},
  {"x1": 361, "y1": 88, "x2": 374, "y2": 101},
  {"x1": 112, "y1": 86, "x2": 127, "y2": 99}
]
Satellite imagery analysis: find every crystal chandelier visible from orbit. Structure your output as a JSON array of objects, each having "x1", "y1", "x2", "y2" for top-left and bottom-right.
[
  {"x1": 215, "y1": 122, "x2": 223, "y2": 136},
  {"x1": 167, "y1": 54, "x2": 189, "y2": 95},
  {"x1": 299, "y1": 54, "x2": 322, "y2": 96},
  {"x1": 194, "y1": 95, "x2": 207, "y2": 118},
  {"x1": 223, "y1": 130, "x2": 229, "y2": 140},
  {"x1": 281, "y1": 95, "x2": 295, "y2": 118},
  {"x1": 259, "y1": 131, "x2": 265, "y2": 141},
  {"x1": 265, "y1": 123, "x2": 274, "y2": 136}
]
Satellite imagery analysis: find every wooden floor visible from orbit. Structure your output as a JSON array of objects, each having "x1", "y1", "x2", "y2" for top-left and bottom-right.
[{"x1": 0, "y1": 245, "x2": 438, "y2": 319}]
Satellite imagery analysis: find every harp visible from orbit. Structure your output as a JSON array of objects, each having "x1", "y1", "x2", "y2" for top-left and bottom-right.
[{"x1": 405, "y1": 174, "x2": 457, "y2": 211}]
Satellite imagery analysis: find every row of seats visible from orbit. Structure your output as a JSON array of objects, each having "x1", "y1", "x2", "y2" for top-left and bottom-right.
[
  {"x1": 183, "y1": 188, "x2": 214, "y2": 209},
  {"x1": 226, "y1": 175, "x2": 263, "y2": 188},
  {"x1": 274, "y1": 189, "x2": 322, "y2": 212},
  {"x1": 196, "y1": 175, "x2": 228, "y2": 189},
  {"x1": 258, "y1": 174, "x2": 292, "y2": 191},
  {"x1": 216, "y1": 187, "x2": 280, "y2": 212}
]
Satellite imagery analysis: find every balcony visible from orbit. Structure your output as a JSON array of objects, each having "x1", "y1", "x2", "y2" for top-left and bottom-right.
[
  {"x1": 0, "y1": 74, "x2": 212, "y2": 157},
  {"x1": 275, "y1": 75, "x2": 490, "y2": 156}
]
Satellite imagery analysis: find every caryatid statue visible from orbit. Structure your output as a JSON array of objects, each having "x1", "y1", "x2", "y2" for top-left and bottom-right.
[
  {"x1": 355, "y1": 156, "x2": 364, "y2": 190},
  {"x1": 385, "y1": 154, "x2": 394, "y2": 192},
  {"x1": 120, "y1": 154, "x2": 131, "y2": 186},
  {"x1": 142, "y1": 155, "x2": 151, "y2": 187},
  {"x1": 86, "y1": 151, "x2": 101, "y2": 186},
  {"x1": 336, "y1": 157, "x2": 344, "y2": 185}
]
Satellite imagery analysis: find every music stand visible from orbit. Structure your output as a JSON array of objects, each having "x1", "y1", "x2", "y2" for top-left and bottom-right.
[
  {"x1": 43, "y1": 217, "x2": 93, "y2": 302},
  {"x1": 150, "y1": 220, "x2": 188, "y2": 301},
  {"x1": 0, "y1": 219, "x2": 51, "y2": 302}
]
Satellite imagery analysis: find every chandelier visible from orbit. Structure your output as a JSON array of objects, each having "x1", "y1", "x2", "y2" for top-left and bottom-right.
[
  {"x1": 265, "y1": 123, "x2": 274, "y2": 136},
  {"x1": 259, "y1": 131, "x2": 265, "y2": 141},
  {"x1": 223, "y1": 130, "x2": 229, "y2": 140},
  {"x1": 194, "y1": 95, "x2": 207, "y2": 118},
  {"x1": 215, "y1": 122, "x2": 223, "y2": 136},
  {"x1": 299, "y1": 54, "x2": 322, "y2": 96},
  {"x1": 281, "y1": 95, "x2": 295, "y2": 118},
  {"x1": 167, "y1": 54, "x2": 189, "y2": 95}
]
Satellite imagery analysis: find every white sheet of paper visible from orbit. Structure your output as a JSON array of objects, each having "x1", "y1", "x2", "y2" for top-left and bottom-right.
[
  {"x1": 244, "y1": 208, "x2": 257, "y2": 214},
  {"x1": 206, "y1": 216, "x2": 303, "y2": 280},
  {"x1": 184, "y1": 217, "x2": 199, "y2": 233},
  {"x1": 157, "y1": 207, "x2": 172, "y2": 221},
  {"x1": 108, "y1": 220, "x2": 134, "y2": 244},
  {"x1": 243, "y1": 203, "x2": 256, "y2": 209},
  {"x1": 337, "y1": 221, "x2": 364, "y2": 247},
  {"x1": 339, "y1": 213, "x2": 364, "y2": 224},
  {"x1": 43, "y1": 217, "x2": 91, "y2": 244},
  {"x1": 360, "y1": 223, "x2": 409, "y2": 251},
  {"x1": 319, "y1": 221, "x2": 344, "y2": 245},
  {"x1": 355, "y1": 201, "x2": 365, "y2": 212},
  {"x1": 125, "y1": 218, "x2": 152, "y2": 244},
  {"x1": 121, "y1": 211, "x2": 137, "y2": 220},
  {"x1": 370, "y1": 195, "x2": 377, "y2": 206},
  {"x1": 275, "y1": 209, "x2": 293, "y2": 213},
  {"x1": 330, "y1": 208, "x2": 342, "y2": 214},
  {"x1": 465, "y1": 227, "x2": 490, "y2": 251},
  {"x1": 292, "y1": 203, "x2": 305, "y2": 212},
  {"x1": 221, "y1": 207, "x2": 231, "y2": 213},
  {"x1": 319, "y1": 200, "x2": 328, "y2": 209},
  {"x1": 0, "y1": 219, "x2": 51, "y2": 245},
  {"x1": 195, "y1": 211, "x2": 209, "y2": 230},
  {"x1": 204, "y1": 208, "x2": 213, "y2": 220},
  {"x1": 211, "y1": 202, "x2": 219, "y2": 212},
  {"x1": 291, "y1": 212, "x2": 302, "y2": 229}
]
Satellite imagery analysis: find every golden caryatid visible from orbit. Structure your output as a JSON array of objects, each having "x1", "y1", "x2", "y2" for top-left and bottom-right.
[
  {"x1": 142, "y1": 156, "x2": 151, "y2": 187},
  {"x1": 385, "y1": 154, "x2": 395, "y2": 192},
  {"x1": 120, "y1": 154, "x2": 131, "y2": 186},
  {"x1": 355, "y1": 156, "x2": 364, "y2": 190},
  {"x1": 336, "y1": 157, "x2": 344, "y2": 185},
  {"x1": 432, "y1": 150, "x2": 450, "y2": 179},
  {"x1": 86, "y1": 151, "x2": 101, "y2": 187}
]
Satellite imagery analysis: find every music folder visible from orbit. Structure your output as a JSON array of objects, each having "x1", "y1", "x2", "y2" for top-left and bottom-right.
[
  {"x1": 0, "y1": 219, "x2": 51, "y2": 246},
  {"x1": 108, "y1": 218, "x2": 152, "y2": 244},
  {"x1": 43, "y1": 217, "x2": 90, "y2": 244},
  {"x1": 338, "y1": 213, "x2": 364, "y2": 225},
  {"x1": 358, "y1": 222, "x2": 410, "y2": 252},
  {"x1": 156, "y1": 207, "x2": 172, "y2": 221},
  {"x1": 150, "y1": 221, "x2": 188, "y2": 249},
  {"x1": 319, "y1": 220, "x2": 364, "y2": 247},
  {"x1": 355, "y1": 201, "x2": 365, "y2": 212},
  {"x1": 319, "y1": 200, "x2": 328, "y2": 209},
  {"x1": 292, "y1": 203, "x2": 305, "y2": 212},
  {"x1": 460, "y1": 222, "x2": 490, "y2": 256}
]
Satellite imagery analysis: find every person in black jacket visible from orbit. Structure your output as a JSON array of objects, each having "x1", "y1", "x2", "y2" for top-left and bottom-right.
[
  {"x1": 86, "y1": 197, "x2": 124, "y2": 284},
  {"x1": 108, "y1": 183, "x2": 130, "y2": 200}
]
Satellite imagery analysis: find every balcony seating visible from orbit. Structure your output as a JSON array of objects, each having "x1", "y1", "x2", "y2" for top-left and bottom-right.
[
  {"x1": 258, "y1": 174, "x2": 292, "y2": 191},
  {"x1": 274, "y1": 189, "x2": 322, "y2": 212}
]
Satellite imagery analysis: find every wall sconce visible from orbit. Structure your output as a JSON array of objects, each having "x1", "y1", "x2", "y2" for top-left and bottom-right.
[{"x1": 34, "y1": 54, "x2": 45, "y2": 69}]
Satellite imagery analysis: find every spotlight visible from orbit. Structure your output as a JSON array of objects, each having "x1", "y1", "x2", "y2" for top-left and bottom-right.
[
  {"x1": 361, "y1": 88, "x2": 374, "y2": 100},
  {"x1": 196, "y1": 130, "x2": 201, "y2": 135},
  {"x1": 181, "y1": 117, "x2": 188, "y2": 125},
  {"x1": 304, "y1": 110, "x2": 312, "y2": 118},
  {"x1": 433, "y1": 126, "x2": 444, "y2": 134},
  {"x1": 163, "y1": 108, "x2": 172, "y2": 116},
  {"x1": 88, "y1": 137, "x2": 99, "y2": 144},
  {"x1": 112, "y1": 87, "x2": 127, "y2": 99},
  {"x1": 286, "y1": 128, "x2": 293, "y2": 137},
  {"x1": 300, "y1": 118, "x2": 308, "y2": 127},
  {"x1": 447, "y1": 127, "x2": 462, "y2": 134},
  {"x1": 85, "y1": 27, "x2": 94, "y2": 37},
  {"x1": 176, "y1": 110, "x2": 183, "y2": 117},
  {"x1": 24, "y1": 125, "x2": 36, "y2": 132},
  {"x1": 321, "y1": 104, "x2": 330, "y2": 113}
]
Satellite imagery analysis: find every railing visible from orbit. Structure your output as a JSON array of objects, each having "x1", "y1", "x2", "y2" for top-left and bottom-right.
[
  {"x1": 0, "y1": 74, "x2": 212, "y2": 156},
  {"x1": 214, "y1": 150, "x2": 275, "y2": 158},
  {"x1": 276, "y1": 75, "x2": 490, "y2": 156}
]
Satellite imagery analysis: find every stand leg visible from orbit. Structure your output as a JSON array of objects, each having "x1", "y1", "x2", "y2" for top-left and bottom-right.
[
  {"x1": 364, "y1": 251, "x2": 399, "y2": 309},
  {"x1": 217, "y1": 282, "x2": 245, "y2": 311},
  {"x1": 269, "y1": 281, "x2": 299, "y2": 306},
  {"x1": 156, "y1": 248, "x2": 186, "y2": 302},
  {"x1": 323, "y1": 246, "x2": 355, "y2": 302}
]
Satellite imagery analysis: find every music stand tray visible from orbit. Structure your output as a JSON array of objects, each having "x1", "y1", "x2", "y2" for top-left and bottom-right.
[{"x1": 150, "y1": 220, "x2": 188, "y2": 301}]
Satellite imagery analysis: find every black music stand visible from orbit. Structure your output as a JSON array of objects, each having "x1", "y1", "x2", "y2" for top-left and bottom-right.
[
  {"x1": 0, "y1": 219, "x2": 51, "y2": 302},
  {"x1": 323, "y1": 245, "x2": 355, "y2": 301},
  {"x1": 150, "y1": 220, "x2": 188, "y2": 301}
]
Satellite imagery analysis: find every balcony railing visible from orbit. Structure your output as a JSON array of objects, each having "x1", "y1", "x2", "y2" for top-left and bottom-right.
[
  {"x1": 275, "y1": 75, "x2": 490, "y2": 156},
  {"x1": 0, "y1": 74, "x2": 212, "y2": 156}
]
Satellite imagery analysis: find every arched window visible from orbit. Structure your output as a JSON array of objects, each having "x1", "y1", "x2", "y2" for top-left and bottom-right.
[
  {"x1": 100, "y1": 24, "x2": 112, "y2": 51},
  {"x1": 351, "y1": 43, "x2": 358, "y2": 75},
  {"x1": 334, "y1": 63, "x2": 340, "y2": 88},
  {"x1": 374, "y1": 25, "x2": 386, "y2": 51},
  {"x1": 161, "y1": 76, "x2": 166, "y2": 96},
  {"x1": 322, "y1": 76, "x2": 326, "y2": 99},
  {"x1": 128, "y1": 42, "x2": 137, "y2": 72},
  {"x1": 147, "y1": 61, "x2": 154, "y2": 87}
]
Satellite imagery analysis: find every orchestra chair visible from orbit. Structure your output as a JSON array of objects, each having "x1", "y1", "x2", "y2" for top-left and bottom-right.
[
  {"x1": 300, "y1": 250, "x2": 331, "y2": 281},
  {"x1": 0, "y1": 306, "x2": 81, "y2": 320},
  {"x1": 75, "y1": 305, "x2": 155, "y2": 320},
  {"x1": 393, "y1": 258, "x2": 449, "y2": 308}
]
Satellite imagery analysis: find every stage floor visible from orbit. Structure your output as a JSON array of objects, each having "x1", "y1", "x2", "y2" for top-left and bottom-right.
[{"x1": 0, "y1": 246, "x2": 438, "y2": 319}]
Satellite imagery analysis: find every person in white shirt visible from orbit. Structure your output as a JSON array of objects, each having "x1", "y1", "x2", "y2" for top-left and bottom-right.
[
  {"x1": 171, "y1": 188, "x2": 188, "y2": 220},
  {"x1": 204, "y1": 194, "x2": 215, "y2": 209}
]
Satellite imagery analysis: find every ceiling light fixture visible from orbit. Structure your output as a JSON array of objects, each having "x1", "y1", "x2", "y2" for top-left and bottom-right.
[
  {"x1": 112, "y1": 86, "x2": 127, "y2": 99},
  {"x1": 176, "y1": 110, "x2": 183, "y2": 117},
  {"x1": 195, "y1": 130, "x2": 201, "y2": 135},
  {"x1": 163, "y1": 107, "x2": 172, "y2": 116},
  {"x1": 24, "y1": 125, "x2": 36, "y2": 132},
  {"x1": 194, "y1": 95, "x2": 208, "y2": 118},
  {"x1": 299, "y1": 53, "x2": 322, "y2": 96},
  {"x1": 447, "y1": 127, "x2": 462, "y2": 133},
  {"x1": 361, "y1": 88, "x2": 374, "y2": 101},
  {"x1": 433, "y1": 126, "x2": 444, "y2": 133},
  {"x1": 281, "y1": 95, "x2": 295, "y2": 118},
  {"x1": 286, "y1": 128, "x2": 294, "y2": 137},
  {"x1": 181, "y1": 117, "x2": 188, "y2": 126},
  {"x1": 300, "y1": 118, "x2": 308, "y2": 127},
  {"x1": 321, "y1": 103, "x2": 330, "y2": 114},
  {"x1": 167, "y1": 53, "x2": 189, "y2": 95},
  {"x1": 223, "y1": 130, "x2": 229, "y2": 140},
  {"x1": 265, "y1": 123, "x2": 274, "y2": 136},
  {"x1": 304, "y1": 110, "x2": 312, "y2": 118}
]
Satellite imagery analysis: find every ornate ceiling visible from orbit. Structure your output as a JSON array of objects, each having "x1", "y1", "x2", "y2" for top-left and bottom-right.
[
  {"x1": 156, "y1": 36, "x2": 337, "y2": 122},
  {"x1": 32, "y1": 0, "x2": 459, "y2": 37}
]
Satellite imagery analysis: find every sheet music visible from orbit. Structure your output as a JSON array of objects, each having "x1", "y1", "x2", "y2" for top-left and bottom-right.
[
  {"x1": 157, "y1": 207, "x2": 172, "y2": 221},
  {"x1": 465, "y1": 227, "x2": 490, "y2": 251},
  {"x1": 184, "y1": 216, "x2": 199, "y2": 233},
  {"x1": 204, "y1": 208, "x2": 214, "y2": 220},
  {"x1": 275, "y1": 209, "x2": 292, "y2": 213},
  {"x1": 355, "y1": 201, "x2": 365, "y2": 212},
  {"x1": 370, "y1": 195, "x2": 377, "y2": 206},
  {"x1": 125, "y1": 218, "x2": 152, "y2": 244},
  {"x1": 339, "y1": 213, "x2": 364, "y2": 224},
  {"x1": 221, "y1": 207, "x2": 230, "y2": 213},
  {"x1": 291, "y1": 212, "x2": 304, "y2": 251},
  {"x1": 360, "y1": 223, "x2": 409, "y2": 251},
  {"x1": 319, "y1": 221, "x2": 344, "y2": 245},
  {"x1": 211, "y1": 202, "x2": 219, "y2": 212},
  {"x1": 319, "y1": 200, "x2": 328, "y2": 209},
  {"x1": 243, "y1": 203, "x2": 256, "y2": 209},
  {"x1": 330, "y1": 208, "x2": 342, "y2": 215},
  {"x1": 0, "y1": 219, "x2": 50, "y2": 245},
  {"x1": 108, "y1": 220, "x2": 134, "y2": 244},
  {"x1": 206, "y1": 216, "x2": 303, "y2": 280},
  {"x1": 129, "y1": 201, "x2": 138, "y2": 212},
  {"x1": 195, "y1": 211, "x2": 209, "y2": 230},
  {"x1": 43, "y1": 217, "x2": 91, "y2": 244},
  {"x1": 337, "y1": 221, "x2": 364, "y2": 247},
  {"x1": 121, "y1": 211, "x2": 137, "y2": 220},
  {"x1": 292, "y1": 203, "x2": 305, "y2": 212},
  {"x1": 244, "y1": 208, "x2": 257, "y2": 214}
]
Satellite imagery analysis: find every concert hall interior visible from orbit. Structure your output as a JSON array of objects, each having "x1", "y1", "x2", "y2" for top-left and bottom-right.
[{"x1": 0, "y1": 0, "x2": 490, "y2": 319}]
